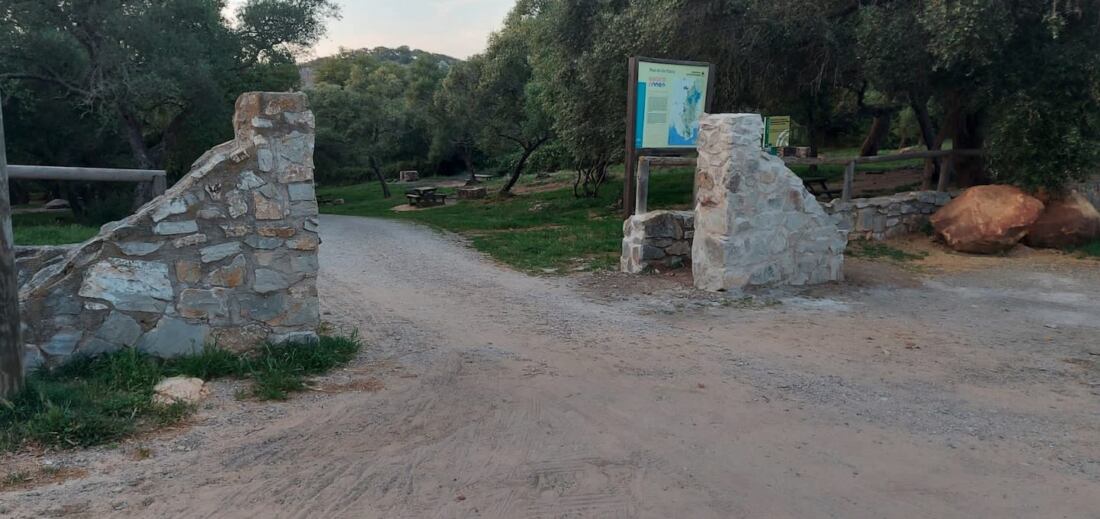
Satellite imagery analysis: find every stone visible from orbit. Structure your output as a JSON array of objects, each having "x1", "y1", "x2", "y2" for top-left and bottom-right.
[
  {"x1": 42, "y1": 329, "x2": 82, "y2": 357},
  {"x1": 200, "y1": 242, "x2": 242, "y2": 263},
  {"x1": 253, "y1": 191, "x2": 286, "y2": 220},
  {"x1": 245, "y1": 235, "x2": 284, "y2": 249},
  {"x1": 691, "y1": 114, "x2": 845, "y2": 291},
  {"x1": 206, "y1": 255, "x2": 248, "y2": 287},
  {"x1": 290, "y1": 200, "x2": 319, "y2": 217},
  {"x1": 253, "y1": 269, "x2": 290, "y2": 294},
  {"x1": 227, "y1": 190, "x2": 248, "y2": 219},
  {"x1": 286, "y1": 233, "x2": 320, "y2": 251},
  {"x1": 257, "y1": 225, "x2": 296, "y2": 238},
  {"x1": 283, "y1": 111, "x2": 315, "y2": 128},
  {"x1": 178, "y1": 288, "x2": 229, "y2": 320},
  {"x1": 931, "y1": 185, "x2": 1044, "y2": 254},
  {"x1": 456, "y1": 186, "x2": 486, "y2": 200},
  {"x1": 78, "y1": 258, "x2": 173, "y2": 312},
  {"x1": 257, "y1": 148, "x2": 275, "y2": 171},
  {"x1": 176, "y1": 260, "x2": 202, "y2": 283},
  {"x1": 172, "y1": 234, "x2": 208, "y2": 248},
  {"x1": 237, "y1": 170, "x2": 266, "y2": 190},
  {"x1": 251, "y1": 116, "x2": 274, "y2": 128},
  {"x1": 198, "y1": 207, "x2": 225, "y2": 219},
  {"x1": 279, "y1": 164, "x2": 313, "y2": 183},
  {"x1": 92, "y1": 312, "x2": 143, "y2": 348},
  {"x1": 23, "y1": 346, "x2": 45, "y2": 372},
  {"x1": 270, "y1": 331, "x2": 319, "y2": 345},
  {"x1": 136, "y1": 317, "x2": 210, "y2": 357},
  {"x1": 287, "y1": 182, "x2": 315, "y2": 201},
  {"x1": 44, "y1": 198, "x2": 70, "y2": 210},
  {"x1": 117, "y1": 241, "x2": 163, "y2": 257},
  {"x1": 304, "y1": 217, "x2": 319, "y2": 233},
  {"x1": 153, "y1": 377, "x2": 208, "y2": 406},
  {"x1": 154, "y1": 220, "x2": 199, "y2": 236},
  {"x1": 84, "y1": 301, "x2": 110, "y2": 311},
  {"x1": 1023, "y1": 191, "x2": 1100, "y2": 249},
  {"x1": 151, "y1": 198, "x2": 188, "y2": 223},
  {"x1": 221, "y1": 223, "x2": 251, "y2": 237}
]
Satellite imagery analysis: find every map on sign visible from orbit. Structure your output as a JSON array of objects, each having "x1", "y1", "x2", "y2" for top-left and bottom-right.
[{"x1": 634, "y1": 60, "x2": 711, "y2": 149}]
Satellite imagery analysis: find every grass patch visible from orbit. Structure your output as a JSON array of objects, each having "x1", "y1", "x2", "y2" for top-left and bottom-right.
[
  {"x1": 1071, "y1": 240, "x2": 1100, "y2": 258},
  {"x1": 847, "y1": 241, "x2": 928, "y2": 262},
  {"x1": 0, "y1": 335, "x2": 361, "y2": 452},
  {"x1": 318, "y1": 169, "x2": 695, "y2": 273},
  {"x1": 11, "y1": 211, "x2": 99, "y2": 245}
]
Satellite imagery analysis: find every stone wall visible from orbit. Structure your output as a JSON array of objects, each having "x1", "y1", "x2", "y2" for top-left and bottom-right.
[
  {"x1": 692, "y1": 114, "x2": 847, "y2": 291},
  {"x1": 620, "y1": 210, "x2": 694, "y2": 273},
  {"x1": 823, "y1": 191, "x2": 952, "y2": 241},
  {"x1": 18, "y1": 92, "x2": 320, "y2": 372}
]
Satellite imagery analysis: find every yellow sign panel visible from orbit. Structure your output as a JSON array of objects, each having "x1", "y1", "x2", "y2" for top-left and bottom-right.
[
  {"x1": 764, "y1": 116, "x2": 792, "y2": 147},
  {"x1": 634, "y1": 61, "x2": 711, "y2": 149}
]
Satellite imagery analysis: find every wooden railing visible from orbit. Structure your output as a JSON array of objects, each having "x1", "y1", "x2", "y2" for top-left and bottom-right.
[
  {"x1": 8, "y1": 165, "x2": 168, "y2": 203},
  {"x1": 632, "y1": 149, "x2": 983, "y2": 214}
]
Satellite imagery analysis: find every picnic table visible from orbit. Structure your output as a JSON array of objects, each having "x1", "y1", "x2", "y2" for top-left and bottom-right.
[
  {"x1": 405, "y1": 186, "x2": 448, "y2": 207},
  {"x1": 802, "y1": 177, "x2": 841, "y2": 199}
]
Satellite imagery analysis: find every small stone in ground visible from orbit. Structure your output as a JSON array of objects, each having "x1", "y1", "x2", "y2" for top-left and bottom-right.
[
  {"x1": 44, "y1": 199, "x2": 71, "y2": 210},
  {"x1": 153, "y1": 377, "x2": 208, "y2": 405}
]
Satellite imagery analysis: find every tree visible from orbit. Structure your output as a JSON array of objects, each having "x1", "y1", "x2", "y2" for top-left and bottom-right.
[
  {"x1": 0, "y1": 99, "x2": 23, "y2": 398},
  {"x1": 477, "y1": 2, "x2": 554, "y2": 196},
  {"x1": 433, "y1": 60, "x2": 485, "y2": 184},
  {"x1": 0, "y1": 0, "x2": 339, "y2": 171}
]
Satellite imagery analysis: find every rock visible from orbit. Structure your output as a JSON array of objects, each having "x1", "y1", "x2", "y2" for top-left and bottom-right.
[
  {"x1": 175, "y1": 260, "x2": 202, "y2": 284},
  {"x1": 221, "y1": 223, "x2": 251, "y2": 237},
  {"x1": 172, "y1": 234, "x2": 208, "y2": 248},
  {"x1": 136, "y1": 317, "x2": 209, "y2": 357},
  {"x1": 177, "y1": 288, "x2": 229, "y2": 320},
  {"x1": 44, "y1": 198, "x2": 70, "y2": 210},
  {"x1": 271, "y1": 331, "x2": 319, "y2": 345},
  {"x1": 227, "y1": 190, "x2": 248, "y2": 219},
  {"x1": 151, "y1": 198, "x2": 188, "y2": 223},
  {"x1": 200, "y1": 242, "x2": 242, "y2": 263},
  {"x1": 1023, "y1": 191, "x2": 1100, "y2": 249},
  {"x1": 287, "y1": 182, "x2": 316, "y2": 202},
  {"x1": 152, "y1": 377, "x2": 208, "y2": 406},
  {"x1": 253, "y1": 192, "x2": 286, "y2": 220},
  {"x1": 94, "y1": 312, "x2": 143, "y2": 347},
  {"x1": 117, "y1": 241, "x2": 163, "y2": 257},
  {"x1": 206, "y1": 255, "x2": 248, "y2": 287},
  {"x1": 78, "y1": 258, "x2": 174, "y2": 312},
  {"x1": 930, "y1": 185, "x2": 1044, "y2": 254},
  {"x1": 253, "y1": 269, "x2": 290, "y2": 293},
  {"x1": 42, "y1": 329, "x2": 82, "y2": 357},
  {"x1": 286, "y1": 233, "x2": 320, "y2": 251},
  {"x1": 153, "y1": 220, "x2": 199, "y2": 236}
]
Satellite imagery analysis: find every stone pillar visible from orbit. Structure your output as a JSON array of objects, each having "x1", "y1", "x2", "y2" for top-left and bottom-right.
[
  {"x1": 17, "y1": 92, "x2": 321, "y2": 371},
  {"x1": 692, "y1": 114, "x2": 847, "y2": 291}
]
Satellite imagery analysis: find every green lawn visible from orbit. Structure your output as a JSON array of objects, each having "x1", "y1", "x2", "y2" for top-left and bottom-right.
[
  {"x1": 1074, "y1": 240, "x2": 1100, "y2": 258},
  {"x1": 11, "y1": 211, "x2": 99, "y2": 246},
  {"x1": 318, "y1": 169, "x2": 695, "y2": 272}
]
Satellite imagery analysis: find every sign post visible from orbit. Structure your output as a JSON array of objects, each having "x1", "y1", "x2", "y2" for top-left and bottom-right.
[
  {"x1": 0, "y1": 98, "x2": 23, "y2": 397},
  {"x1": 624, "y1": 57, "x2": 715, "y2": 217}
]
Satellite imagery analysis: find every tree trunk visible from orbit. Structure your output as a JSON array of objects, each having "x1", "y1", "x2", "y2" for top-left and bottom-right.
[
  {"x1": 953, "y1": 110, "x2": 988, "y2": 187},
  {"x1": 858, "y1": 113, "x2": 892, "y2": 157},
  {"x1": 369, "y1": 157, "x2": 391, "y2": 199},
  {"x1": 919, "y1": 95, "x2": 956, "y2": 190},
  {"x1": 500, "y1": 146, "x2": 536, "y2": 196},
  {"x1": 118, "y1": 107, "x2": 155, "y2": 169},
  {"x1": 0, "y1": 101, "x2": 24, "y2": 397},
  {"x1": 463, "y1": 144, "x2": 477, "y2": 184}
]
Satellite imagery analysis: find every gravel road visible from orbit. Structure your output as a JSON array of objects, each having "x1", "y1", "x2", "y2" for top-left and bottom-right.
[{"x1": 2, "y1": 215, "x2": 1098, "y2": 518}]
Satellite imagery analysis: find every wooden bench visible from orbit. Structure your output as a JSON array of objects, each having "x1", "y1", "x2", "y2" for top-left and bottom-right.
[
  {"x1": 405, "y1": 190, "x2": 447, "y2": 207},
  {"x1": 802, "y1": 177, "x2": 841, "y2": 199}
]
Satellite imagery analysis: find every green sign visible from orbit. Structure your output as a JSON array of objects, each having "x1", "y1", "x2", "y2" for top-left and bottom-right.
[
  {"x1": 633, "y1": 59, "x2": 713, "y2": 150},
  {"x1": 763, "y1": 116, "x2": 792, "y2": 148}
]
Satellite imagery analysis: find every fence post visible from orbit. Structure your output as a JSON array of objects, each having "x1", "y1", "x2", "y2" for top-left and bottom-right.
[
  {"x1": 841, "y1": 160, "x2": 856, "y2": 202},
  {"x1": 0, "y1": 99, "x2": 25, "y2": 398},
  {"x1": 936, "y1": 153, "x2": 954, "y2": 192},
  {"x1": 634, "y1": 157, "x2": 650, "y2": 215}
]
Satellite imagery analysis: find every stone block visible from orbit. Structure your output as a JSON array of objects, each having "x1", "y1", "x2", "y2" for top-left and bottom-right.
[
  {"x1": 201, "y1": 242, "x2": 242, "y2": 263},
  {"x1": 117, "y1": 241, "x2": 163, "y2": 257},
  {"x1": 287, "y1": 182, "x2": 316, "y2": 201},
  {"x1": 78, "y1": 258, "x2": 173, "y2": 312},
  {"x1": 178, "y1": 288, "x2": 229, "y2": 319},
  {"x1": 206, "y1": 255, "x2": 248, "y2": 287},
  {"x1": 154, "y1": 220, "x2": 199, "y2": 235},
  {"x1": 137, "y1": 317, "x2": 209, "y2": 357}
]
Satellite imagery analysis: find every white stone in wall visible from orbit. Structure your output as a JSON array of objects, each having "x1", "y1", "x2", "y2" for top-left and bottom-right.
[
  {"x1": 692, "y1": 114, "x2": 847, "y2": 291},
  {"x1": 78, "y1": 258, "x2": 174, "y2": 312}
]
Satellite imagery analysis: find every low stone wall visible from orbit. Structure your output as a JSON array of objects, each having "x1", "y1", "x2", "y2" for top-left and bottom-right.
[
  {"x1": 823, "y1": 191, "x2": 952, "y2": 241},
  {"x1": 18, "y1": 92, "x2": 321, "y2": 372},
  {"x1": 620, "y1": 210, "x2": 694, "y2": 273}
]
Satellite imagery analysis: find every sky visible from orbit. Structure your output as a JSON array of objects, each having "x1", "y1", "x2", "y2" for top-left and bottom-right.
[{"x1": 227, "y1": 0, "x2": 515, "y2": 60}]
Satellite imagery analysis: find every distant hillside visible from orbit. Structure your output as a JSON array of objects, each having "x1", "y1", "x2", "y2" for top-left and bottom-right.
[{"x1": 299, "y1": 46, "x2": 460, "y2": 88}]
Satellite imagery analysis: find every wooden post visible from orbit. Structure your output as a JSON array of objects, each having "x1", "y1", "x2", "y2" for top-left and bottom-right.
[
  {"x1": 0, "y1": 99, "x2": 24, "y2": 398},
  {"x1": 152, "y1": 172, "x2": 167, "y2": 196},
  {"x1": 635, "y1": 157, "x2": 650, "y2": 215},
  {"x1": 841, "y1": 160, "x2": 856, "y2": 202},
  {"x1": 936, "y1": 153, "x2": 954, "y2": 192},
  {"x1": 623, "y1": 57, "x2": 639, "y2": 218}
]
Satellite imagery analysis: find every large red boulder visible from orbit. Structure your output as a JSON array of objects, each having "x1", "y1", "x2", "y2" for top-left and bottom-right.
[
  {"x1": 1024, "y1": 191, "x2": 1100, "y2": 249},
  {"x1": 930, "y1": 185, "x2": 1044, "y2": 254}
]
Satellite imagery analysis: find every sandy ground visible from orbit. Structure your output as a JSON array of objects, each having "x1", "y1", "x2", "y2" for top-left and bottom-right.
[{"x1": 2, "y1": 215, "x2": 1099, "y2": 518}]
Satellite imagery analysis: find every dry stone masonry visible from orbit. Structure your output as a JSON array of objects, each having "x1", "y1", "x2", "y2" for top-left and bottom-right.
[
  {"x1": 620, "y1": 210, "x2": 694, "y2": 273},
  {"x1": 18, "y1": 92, "x2": 320, "y2": 372},
  {"x1": 824, "y1": 191, "x2": 952, "y2": 241},
  {"x1": 692, "y1": 114, "x2": 847, "y2": 291}
]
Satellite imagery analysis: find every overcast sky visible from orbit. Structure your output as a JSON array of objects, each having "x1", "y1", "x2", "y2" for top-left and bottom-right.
[{"x1": 228, "y1": 0, "x2": 515, "y2": 59}]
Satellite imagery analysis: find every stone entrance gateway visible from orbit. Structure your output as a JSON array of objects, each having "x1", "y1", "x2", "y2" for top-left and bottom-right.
[
  {"x1": 622, "y1": 113, "x2": 847, "y2": 291},
  {"x1": 17, "y1": 92, "x2": 321, "y2": 372}
]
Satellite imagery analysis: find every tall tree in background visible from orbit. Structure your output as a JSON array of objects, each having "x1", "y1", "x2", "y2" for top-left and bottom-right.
[
  {"x1": 432, "y1": 59, "x2": 485, "y2": 184},
  {"x1": 0, "y1": 0, "x2": 338, "y2": 171}
]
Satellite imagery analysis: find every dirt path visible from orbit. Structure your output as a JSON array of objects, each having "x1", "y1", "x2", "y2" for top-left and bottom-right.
[{"x1": 3, "y1": 215, "x2": 1100, "y2": 518}]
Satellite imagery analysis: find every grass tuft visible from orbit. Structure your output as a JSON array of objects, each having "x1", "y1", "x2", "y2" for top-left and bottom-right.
[
  {"x1": 0, "y1": 335, "x2": 361, "y2": 452},
  {"x1": 1071, "y1": 239, "x2": 1100, "y2": 259}
]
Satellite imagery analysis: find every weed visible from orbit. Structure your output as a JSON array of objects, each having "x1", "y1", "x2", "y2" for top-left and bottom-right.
[
  {"x1": 1071, "y1": 240, "x2": 1100, "y2": 259},
  {"x1": 0, "y1": 335, "x2": 361, "y2": 452}
]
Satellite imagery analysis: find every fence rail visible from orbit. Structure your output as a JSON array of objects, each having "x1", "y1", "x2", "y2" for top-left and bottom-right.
[{"x1": 631, "y1": 148, "x2": 983, "y2": 215}]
